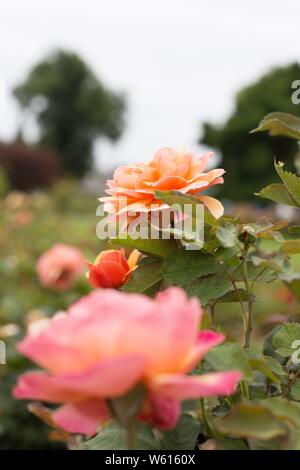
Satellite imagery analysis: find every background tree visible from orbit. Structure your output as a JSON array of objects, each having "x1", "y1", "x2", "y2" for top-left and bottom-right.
[
  {"x1": 14, "y1": 50, "x2": 126, "y2": 177},
  {"x1": 200, "y1": 63, "x2": 300, "y2": 201}
]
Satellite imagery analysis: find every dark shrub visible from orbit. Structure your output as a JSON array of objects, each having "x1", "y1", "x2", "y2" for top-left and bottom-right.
[{"x1": 0, "y1": 142, "x2": 61, "y2": 191}]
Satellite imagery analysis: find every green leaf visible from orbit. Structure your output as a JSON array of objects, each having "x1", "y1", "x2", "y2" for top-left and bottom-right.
[
  {"x1": 281, "y1": 240, "x2": 300, "y2": 255},
  {"x1": 256, "y1": 183, "x2": 296, "y2": 206},
  {"x1": 185, "y1": 274, "x2": 232, "y2": 305},
  {"x1": 109, "y1": 384, "x2": 146, "y2": 428},
  {"x1": 291, "y1": 380, "x2": 300, "y2": 401},
  {"x1": 85, "y1": 421, "x2": 159, "y2": 450},
  {"x1": 244, "y1": 352, "x2": 280, "y2": 383},
  {"x1": 212, "y1": 437, "x2": 249, "y2": 450},
  {"x1": 205, "y1": 342, "x2": 251, "y2": 381},
  {"x1": 275, "y1": 161, "x2": 300, "y2": 207},
  {"x1": 251, "y1": 112, "x2": 300, "y2": 140},
  {"x1": 215, "y1": 246, "x2": 241, "y2": 261},
  {"x1": 216, "y1": 222, "x2": 238, "y2": 248},
  {"x1": 263, "y1": 326, "x2": 286, "y2": 364},
  {"x1": 233, "y1": 261, "x2": 276, "y2": 282},
  {"x1": 273, "y1": 323, "x2": 300, "y2": 358},
  {"x1": 161, "y1": 248, "x2": 219, "y2": 286},
  {"x1": 263, "y1": 397, "x2": 300, "y2": 428},
  {"x1": 154, "y1": 190, "x2": 219, "y2": 228},
  {"x1": 122, "y1": 257, "x2": 162, "y2": 295},
  {"x1": 288, "y1": 225, "x2": 300, "y2": 238},
  {"x1": 217, "y1": 403, "x2": 285, "y2": 440},
  {"x1": 160, "y1": 414, "x2": 201, "y2": 450},
  {"x1": 215, "y1": 289, "x2": 248, "y2": 303},
  {"x1": 251, "y1": 255, "x2": 284, "y2": 274},
  {"x1": 265, "y1": 356, "x2": 286, "y2": 377},
  {"x1": 110, "y1": 235, "x2": 177, "y2": 258}
]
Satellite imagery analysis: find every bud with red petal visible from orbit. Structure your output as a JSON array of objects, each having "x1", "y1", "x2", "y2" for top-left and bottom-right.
[{"x1": 87, "y1": 248, "x2": 140, "y2": 288}]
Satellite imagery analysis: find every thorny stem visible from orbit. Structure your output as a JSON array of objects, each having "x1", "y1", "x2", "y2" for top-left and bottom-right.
[
  {"x1": 214, "y1": 256, "x2": 247, "y2": 319},
  {"x1": 126, "y1": 421, "x2": 136, "y2": 450},
  {"x1": 240, "y1": 380, "x2": 250, "y2": 400},
  {"x1": 243, "y1": 263, "x2": 267, "y2": 349},
  {"x1": 208, "y1": 302, "x2": 216, "y2": 327},
  {"x1": 282, "y1": 367, "x2": 300, "y2": 398},
  {"x1": 200, "y1": 398, "x2": 212, "y2": 437},
  {"x1": 240, "y1": 233, "x2": 254, "y2": 349},
  {"x1": 242, "y1": 257, "x2": 253, "y2": 349},
  {"x1": 198, "y1": 362, "x2": 213, "y2": 437}
]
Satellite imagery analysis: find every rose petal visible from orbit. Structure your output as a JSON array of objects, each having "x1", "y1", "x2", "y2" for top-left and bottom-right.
[
  {"x1": 151, "y1": 371, "x2": 242, "y2": 399},
  {"x1": 180, "y1": 330, "x2": 225, "y2": 372},
  {"x1": 53, "y1": 400, "x2": 110, "y2": 436},
  {"x1": 196, "y1": 195, "x2": 224, "y2": 219},
  {"x1": 13, "y1": 355, "x2": 146, "y2": 402}
]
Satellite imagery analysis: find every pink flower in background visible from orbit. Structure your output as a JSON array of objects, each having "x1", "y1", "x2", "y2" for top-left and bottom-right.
[
  {"x1": 100, "y1": 147, "x2": 225, "y2": 225},
  {"x1": 87, "y1": 248, "x2": 140, "y2": 288},
  {"x1": 36, "y1": 243, "x2": 85, "y2": 290},
  {"x1": 13, "y1": 288, "x2": 241, "y2": 435}
]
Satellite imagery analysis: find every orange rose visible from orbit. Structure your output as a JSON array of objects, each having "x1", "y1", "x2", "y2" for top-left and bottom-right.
[
  {"x1": 87, "y1": 249, "x2": 140, "y2": 288},
  {"x1": 100, "y1": 147, "x2": 225, "y2": 223}
]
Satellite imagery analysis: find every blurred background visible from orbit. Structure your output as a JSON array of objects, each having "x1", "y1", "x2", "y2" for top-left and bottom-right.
[{"x1": 1, "y1": 0, "x2": 300, "y2": 449}]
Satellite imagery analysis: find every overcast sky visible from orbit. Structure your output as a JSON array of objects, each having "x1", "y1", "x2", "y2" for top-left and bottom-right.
[{"x1": 0, "y1": 0, "x2": 299, "y2": 171}]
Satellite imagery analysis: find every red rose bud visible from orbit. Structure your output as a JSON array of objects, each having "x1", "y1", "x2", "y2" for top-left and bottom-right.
[{"x1": 87, "y1": 248, "x2": 140, "y2": 288}]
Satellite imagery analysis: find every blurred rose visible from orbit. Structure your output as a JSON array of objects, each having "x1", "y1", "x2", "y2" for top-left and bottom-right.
[
  {"x1": 36, "y1": 244, "x2": 84, "y2": 290},
  {"x1": 276, "y1": 287, "x2": 295, "y2": 305},
  {"x1": 87, "y1": 248, "x2": 140, "y2": 288},
  {"x1": 11, "y1": 209, "x2": 33, "y2": 226},
  {"x1": 14, "y1": 287, "x2": 241, "y2": 435},
  {"x1": 100, "y1": 147, "x2": 225, "y2": 226}
]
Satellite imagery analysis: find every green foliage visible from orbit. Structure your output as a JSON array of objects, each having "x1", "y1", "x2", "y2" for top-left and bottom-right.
[
  {"x1": 86, "y1": 413, "x2": 201, "y2": 451},
  {"x1": 205, "y1": 343, "x2": 252, "y2": 381},
  {"x1": 216, "y1": 223, "x2": 238, "y2": 248},
  {"x1": 184, "y1": 274, "x2": 233, "y2": 305},
  {"x1": 13, "y1": 50, "x2": 126, "y2": 177},
  {"x1": 111, "y1": 235, "x2": 177, "y2": 258},
  {"x1": 200, "y1": 63, "x2": 300, "y2": 201},
  {"x1": 252, "y1": 112, "x2": 300, "y2": 140},
  {"x1": 217, "y1": 403, "x2": 285, "y2": 440},
  {"x1": 159, "y1": 414, "x2": 201, "y2": 450},
  {"x1": 122, "y1": 257, "x2": 162, "y2": 295},
  {"x1": 85, "y1": 421, "x2": 159, "y2": 450},
  {"x1": 273, "y1": 323, "x2": 300, "y2": 357},
  {"x1": 161, "y1": 249, "x2": 219, "y2": 285}
]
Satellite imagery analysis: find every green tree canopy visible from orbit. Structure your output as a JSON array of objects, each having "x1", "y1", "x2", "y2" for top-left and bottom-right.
[
  {"x1": 14, "y1": 50, "x2": 126, "y2": 177},
  {"x1": 200, "y1": 63, "x2": 300, "y2": 201}
]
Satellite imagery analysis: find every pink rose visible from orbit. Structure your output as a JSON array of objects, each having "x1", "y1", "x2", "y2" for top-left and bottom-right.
[
  {"x1": 36, "y1": 243, "x2": 84, "y2": 290},
  {"x1": 13, "y1": 288, "x2": 241, "y2": 435}
]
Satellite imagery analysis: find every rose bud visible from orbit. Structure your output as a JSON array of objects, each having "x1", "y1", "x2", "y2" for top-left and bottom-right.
[{"x1": 87, "y1": 248, "x2": 140, "y2": 288}]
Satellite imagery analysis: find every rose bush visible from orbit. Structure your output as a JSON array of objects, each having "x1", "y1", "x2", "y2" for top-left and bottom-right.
[{"x1": 12, "y1": 130, "x2": 300, "y2": 450}]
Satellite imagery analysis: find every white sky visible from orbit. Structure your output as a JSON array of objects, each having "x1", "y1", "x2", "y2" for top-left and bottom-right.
[{"x1": 0, "y1": 0, "x2": 299, "y2": 172}]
